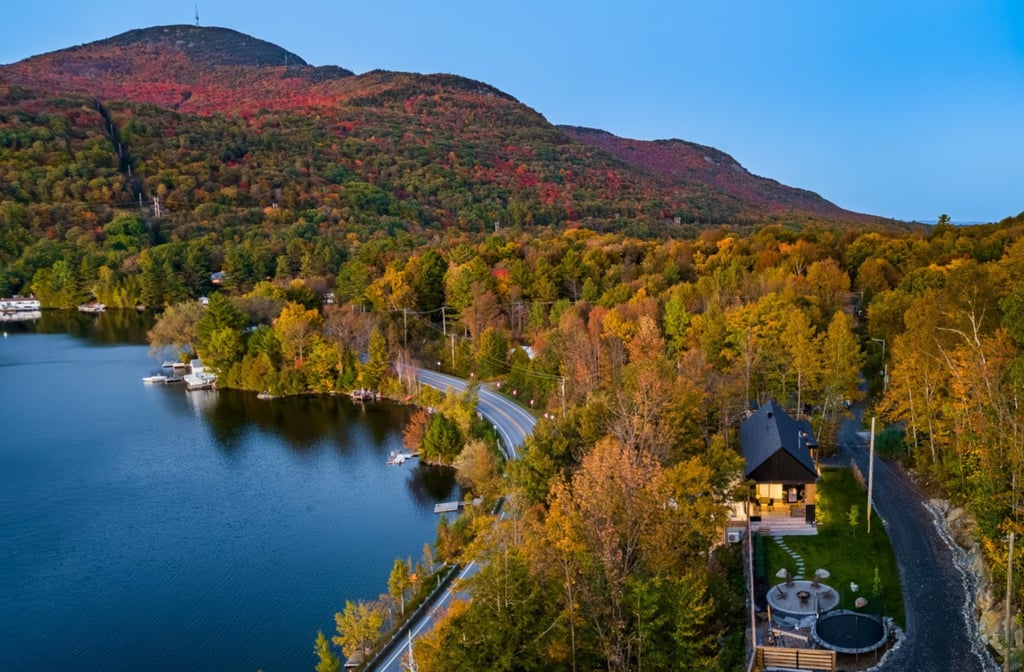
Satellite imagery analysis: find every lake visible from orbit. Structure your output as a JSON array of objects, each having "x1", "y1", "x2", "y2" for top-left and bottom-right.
[{"x1": 0, "y1": 311, "x2": 456, "y2": 671}]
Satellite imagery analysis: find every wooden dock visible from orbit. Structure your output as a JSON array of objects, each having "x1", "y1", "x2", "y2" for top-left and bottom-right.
[
  {"x1": 433, "y1": 497, "x2": 483, "y2": 514},
  {"x1": 433, "y1": 501, "x2": 462, "y2": 514},
  {"x1": 350, "y1": 389, "x2": 381, "y2": 402}
]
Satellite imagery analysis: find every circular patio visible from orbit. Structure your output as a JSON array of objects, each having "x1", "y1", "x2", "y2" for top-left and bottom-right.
[{"x1": 766, "y1": 579, "x2": 839, "y2": 617}]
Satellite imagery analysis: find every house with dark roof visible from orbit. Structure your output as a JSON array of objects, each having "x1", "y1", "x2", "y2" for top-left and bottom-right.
[{"x1": 736, "y1": 400, "x2": 819, "y2": 534}]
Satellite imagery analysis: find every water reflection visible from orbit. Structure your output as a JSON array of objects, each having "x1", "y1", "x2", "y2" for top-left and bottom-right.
[
  {"x1": 196, "y1": 390, "x2": 415, "y2": 453},
  {"x1": 4, "y1": 309, "x2": 157, "y2": 344},
  {"x1": 82, "y1": 310, "x2": 456, "y2": 501},
  {"x1": 196, "y1": 390, "x2": 248, "y2": 449},
  {"x1": 407, "y1": 463, "x2": 459, "y2": 505}
]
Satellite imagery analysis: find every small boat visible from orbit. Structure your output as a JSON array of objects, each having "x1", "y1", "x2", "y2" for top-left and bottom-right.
[
  {"x1": 142, "y1": 374, "x2": 169, "y2": 384},
  {"x1": 387, "y1": 450, "x2": 419, "y2": 466},
  {"x1": 77, "y1": 302, "x2": 106, "y2": 313}
]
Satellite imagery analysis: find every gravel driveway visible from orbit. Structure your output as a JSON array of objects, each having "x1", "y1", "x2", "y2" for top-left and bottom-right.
[{"x1": 831, "y1": 411, "x2": 998, "y2": 672}]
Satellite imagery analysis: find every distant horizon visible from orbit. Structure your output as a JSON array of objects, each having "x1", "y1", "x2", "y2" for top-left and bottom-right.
[
  {"x1": 911, "y1": 218, "x2": 991, "y2": 226},
  {"x1": 2, "y1": 2, "x2": 1022, "y2": 223}
]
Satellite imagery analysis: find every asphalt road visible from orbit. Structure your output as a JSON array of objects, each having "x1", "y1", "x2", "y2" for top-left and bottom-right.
[
  {"x1": 413, "y1": 369, "x2": 536, "y2": 459},
  {"x1": 833, "y1": 411, "x2": 998, "y2": 672},
  {"x1": 368, "y1": 369, "x2": 536, "y2": 672}
]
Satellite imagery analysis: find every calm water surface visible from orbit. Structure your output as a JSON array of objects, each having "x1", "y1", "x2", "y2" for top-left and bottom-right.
[{"x1": 0, "y1": 311, "x2": 455, "y2": 671}]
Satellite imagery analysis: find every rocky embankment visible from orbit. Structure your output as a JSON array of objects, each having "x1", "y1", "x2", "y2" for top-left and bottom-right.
[{"x1": 932, "y1": 498, "x2": 1017, "y2": 668}]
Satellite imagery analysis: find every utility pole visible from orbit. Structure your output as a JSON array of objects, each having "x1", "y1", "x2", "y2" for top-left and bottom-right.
[
  {"x1": 867, "y1": 416, "x2": 876, "y2": 534},
  {"x1": 441, "y1": 306, "x2": 447, "y2": 336},
  {"x1": 560, "y1": 377, "x2": 566, "y2": 417},
  {"x1": 403, "y1": 308, "x2": 408, "y2": 350},
  {"x1": 450, "y1": 333, "x2": 455, "y2": 369},
  {"x1": 1007, "y1": 529, "x2": 1015, "y2": 672}
]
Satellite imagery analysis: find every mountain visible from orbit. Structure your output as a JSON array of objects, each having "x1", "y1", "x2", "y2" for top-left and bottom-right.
[
  {"x1": 559, "y1": 126, "x2": 860, "y2": 220},
  {"x1": 0, "y1": 25, "x2": 357, "y2": 113},
  {"x1": 0, "y1": 24, "x2": 880, "y2": 259}
]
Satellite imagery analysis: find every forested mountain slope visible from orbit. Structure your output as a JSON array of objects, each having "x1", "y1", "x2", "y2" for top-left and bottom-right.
[
  {"x1": 0, "y1": 25, "x2": 890, "y2": 299},
  {"x1": 560, "y1": 125, "x2": 867, "y2": 220}
]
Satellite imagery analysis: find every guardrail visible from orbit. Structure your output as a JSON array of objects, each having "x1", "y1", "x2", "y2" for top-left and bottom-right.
[{"x1": 359, "y1": 562, "x2": 462, "y2": 670}]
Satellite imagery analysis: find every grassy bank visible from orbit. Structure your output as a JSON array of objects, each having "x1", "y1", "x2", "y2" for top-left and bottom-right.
[{"x1": 764, "y1": 467, "x2": 905, "y2": 627}]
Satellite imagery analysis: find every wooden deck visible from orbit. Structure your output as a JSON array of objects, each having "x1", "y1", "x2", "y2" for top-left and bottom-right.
[{"x1": 747, "y1": 504, "x2": 818, "y2": 536}]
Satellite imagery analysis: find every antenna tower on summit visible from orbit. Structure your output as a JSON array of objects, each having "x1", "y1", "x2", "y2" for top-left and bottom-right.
[{"x1": 195, "y1": 5, "x2": 200, "y2": 26}]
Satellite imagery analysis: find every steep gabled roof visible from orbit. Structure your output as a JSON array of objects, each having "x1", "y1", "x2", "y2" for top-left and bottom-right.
[{"x1": 741, "y1": 400, "x2": 817, "y2": 483}]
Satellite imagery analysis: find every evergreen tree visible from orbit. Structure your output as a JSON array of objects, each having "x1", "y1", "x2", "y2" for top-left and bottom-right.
[
  {"x1": 422, "y1": 412, "x2": 462, "y2": 463},
  {"x1": 358, "y1": 328, "x2": 389, "y2": 390}
]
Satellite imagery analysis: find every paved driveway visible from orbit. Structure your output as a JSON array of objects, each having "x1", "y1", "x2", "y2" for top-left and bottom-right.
[{"x1": 832, "y1": 411, "x2": 998, "y2": 672}]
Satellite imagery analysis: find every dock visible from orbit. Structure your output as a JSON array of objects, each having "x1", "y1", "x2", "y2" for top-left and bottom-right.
[
  {"x1": 350, "y1": 388, "x2": 381, "y2": 402},
  {"x1": 142, "y1": 374, "x2": 184, "y2": 385},
  {"x1": 433, "y1": 497, "x2": 482, "y2": 514},
  {"x1": 183, "y1": 359, "x2": 217, "y2": 391},
  {"x1": 184, "y1": 374, "x2": 216, "y2": 391}
]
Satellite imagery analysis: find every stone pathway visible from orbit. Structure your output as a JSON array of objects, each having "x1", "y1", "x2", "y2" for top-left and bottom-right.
[{"x1": 774, "y1": 535, "x2": 806, "y2": 579}]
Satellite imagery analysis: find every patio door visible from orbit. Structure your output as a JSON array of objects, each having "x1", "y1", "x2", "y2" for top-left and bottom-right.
[{"x1": 756, "y1": 483, "x2": 784, "y2": 500}]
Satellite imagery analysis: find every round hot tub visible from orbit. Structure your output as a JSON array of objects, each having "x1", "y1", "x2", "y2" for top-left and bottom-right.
[{"x1": 812, "y1": 609, "x2": 888, "y2": 654}]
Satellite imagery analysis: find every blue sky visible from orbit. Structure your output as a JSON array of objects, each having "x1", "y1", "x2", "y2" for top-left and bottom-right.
[{"x1": 3, "y1": 1, "x2": 1022, "y2": 223}]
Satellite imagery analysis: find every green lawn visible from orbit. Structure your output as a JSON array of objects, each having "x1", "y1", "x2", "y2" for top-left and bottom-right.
[{"x1": 764, "y1": 467, "x2": 905, "y2": 627}]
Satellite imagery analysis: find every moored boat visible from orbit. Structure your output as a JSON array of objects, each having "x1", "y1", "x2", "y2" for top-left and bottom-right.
[
  {"x1": 387, "y1": 450, "x2": 419, "y2": 466},
  {"x1": 142, "y1": 374, "x2": 169, "y2": 384},
  {"x1": 0, "y1": 296, "x2": 41, "y2": 313}
]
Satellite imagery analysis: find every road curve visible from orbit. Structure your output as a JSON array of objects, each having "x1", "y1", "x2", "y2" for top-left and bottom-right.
[
  {"x1": 368, "y1": 369, "x2": 536, "y2": 671},
  {"x1": 833, "y1": 411, "x2": 998, "y2": 672},
  {"x1": 413, "y1": 369, "x2": 536, "y2": 459}
]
